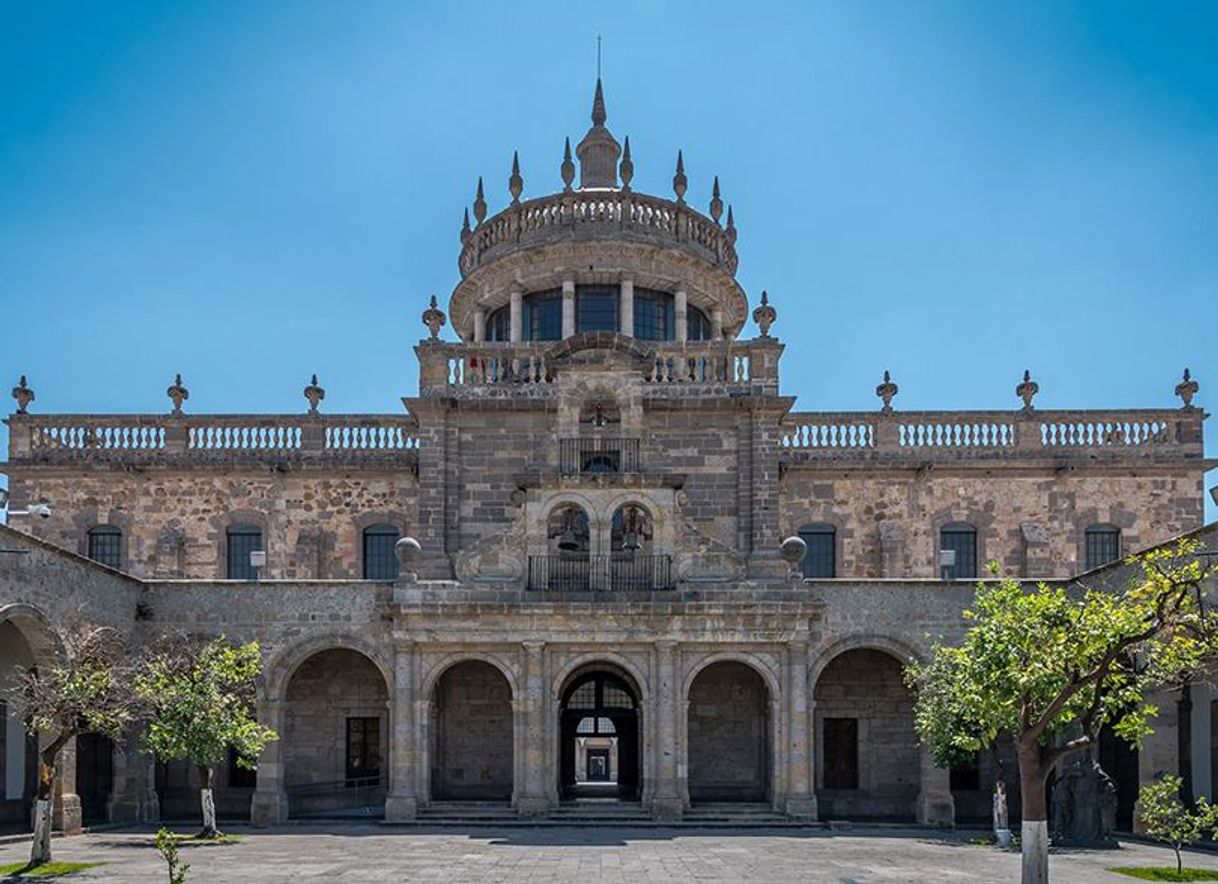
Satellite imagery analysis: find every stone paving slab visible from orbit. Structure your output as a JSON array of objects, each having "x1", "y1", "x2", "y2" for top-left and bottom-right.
[{"x1": 2, "y1": 826, "x2": 1217, "y2": 882}]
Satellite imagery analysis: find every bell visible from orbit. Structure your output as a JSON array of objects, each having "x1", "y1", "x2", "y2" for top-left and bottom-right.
[
  {"x1": 621, "y1": 531, "x2": 640, "y2": 552},
  {"x1": 558, "y1": 529, "x2": 580, "y2": 552}
]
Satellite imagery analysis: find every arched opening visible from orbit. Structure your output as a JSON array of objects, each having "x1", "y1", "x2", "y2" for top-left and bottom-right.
[
  {"x1": 687, "y1": 662, "x2": 770, "y2": 803},
  {"x1": 537, "y1": 504, "x2": 592, "y2": 590},
  {"x1": 814, "y1": 648, "x2": 918, "y2": 821},
  {"x1": 431, "y1": 661, "x2": 513, "y2": 801},
  {"x1": 283, "y1": 648, "x2": 388, "y2": 819},
  {"x1": 0, "y1": 620, "x2": 38, "y2": 834},
  {"x1": 559, "y1": 668, "x2": 641, "y2": 801}
]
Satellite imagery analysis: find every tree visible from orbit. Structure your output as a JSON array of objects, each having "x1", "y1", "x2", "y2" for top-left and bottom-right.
[
  {"x1": 1138, "y1": 774, "x2": 1218, "y2": 876},
  {"x1": 137, "y1": 637, "x2": 277, "y2": 838},
  {"x1": 5, "y1": 626, "x2": 137, "y2": 867},
  {"x1": 154, "y1": 827, "x2": 190, "y2": 884},
  {"x1": 906, "y1": 541, "x2": 1218, "y2": 884}
]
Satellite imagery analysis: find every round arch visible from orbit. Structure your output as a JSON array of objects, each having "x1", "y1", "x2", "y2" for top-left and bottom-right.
[
  {"x1": 0, "y1": 603, "x2": 63, "y2": 668},
  {"x1": 808, "y1": 634, "x2": 924, "y2": 690},
  {"x1": 264, "y1": 633, "x2": 393, "y2": 702},
  {"x1": 681, "y1": 651, "x2": 781, "y2": 701},
  {"x1": 420, "y1": 652, "x2": 520, "y2": 703},
  {"x1": 551, "y1": 653, "x2": 649, "y2": 706}
]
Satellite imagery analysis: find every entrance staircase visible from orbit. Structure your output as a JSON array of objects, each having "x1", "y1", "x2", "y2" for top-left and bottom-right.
[{"x1": 406, "y1": 799, "x2": 810, "y2": 827}]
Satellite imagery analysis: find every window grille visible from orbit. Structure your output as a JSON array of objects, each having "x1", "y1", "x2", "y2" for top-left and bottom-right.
[
  {"x1": 362, "y1": 523, "x2": 401, "y2": 580},
  {"x1": 524, "y1": 291, "x2": 562, "y2": 340},
  {"x1": 576, "y1": 286, "x2": 619, "y2": 333},
  {"x1": 798, "y1": 524, "x2": 835, "y2": 578},
  {"x1": 345, "y1": 717, "x2": 381, "y2": 783},
  {"x1": 226, "y1": 525, "x2": 263, "y2": 580},
  {"x1": 634, "y1": 290, "x2": 674, "y2": 340},
  {"x1": 1084, "y1": 525, "x2": 1121, "y2": 570},
  {"x1": 87, "y1": 526, "x2": 122, "y2": 569},
  {"x1": 939, "y1": 525, "x2": 977, "y2": 580}
]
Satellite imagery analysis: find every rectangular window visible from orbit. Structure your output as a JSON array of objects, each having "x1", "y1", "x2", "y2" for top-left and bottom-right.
[
  {"x1": 633, "y1": 290, "x2": 674, "y2": 341},
  {"x1": 226, "y1": 528, "x2": 263, "y2": 580},
  {"x1": 346, "y1": 717, "x2": 381, "y2": 783},
  {"x1": 525, "y1": 293, "x2": 562, "y2": 341},
  {"x1": 823, "y1": 717, "x2": 858, "y2": 790},
  {"x1": 1085, "y1": 528, "x2": 1121, "y2": 570},
  {"x1": 87, "y1": 529, "x2": 122, "y2": 569},
  {"x1": 940, "y1": 528, "x2": 977, "y2": 580},
  {"x1": 800, "y1": 528, "x2": 836, "y2": 578},
  {"x1": 227, "y1": 746, "x2": 257, "y2": 789},
  {"x1": 576, "y1": 286, "x2": 618, "y2": 333},
  {"x1": 363, "y1": 528, "x2": 401, "y2": 580}
]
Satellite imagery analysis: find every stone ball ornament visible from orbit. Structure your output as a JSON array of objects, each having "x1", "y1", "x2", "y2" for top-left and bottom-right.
[
  {"x1": 394, "y1": 536, "x2": 422, "y2": 581},
  {"x1": 780, "y1": 535, "x2": 808, "y2": 565}
]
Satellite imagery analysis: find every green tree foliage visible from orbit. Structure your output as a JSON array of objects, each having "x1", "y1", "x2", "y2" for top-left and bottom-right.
[
  {"x1": 1139, "y1": 775, "x2": 1218, "y2": 876},
  {"x1": 155, "y1": 828, "x2": 190, "y2": 884},
  {"x1": 137, "y1": 637, "x2": 277, "y2": 838},
  {"x1": 6, "y1": 626, "x2": 137, "y2": 866},
  {"x1": 906, "y1": 541, "x2": 1218, "y2": 884}
]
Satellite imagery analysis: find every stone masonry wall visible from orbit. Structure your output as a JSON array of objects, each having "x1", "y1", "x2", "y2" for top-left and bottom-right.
[{"x1": 687, "y1": 661, "x2": 769, "y2": 801}]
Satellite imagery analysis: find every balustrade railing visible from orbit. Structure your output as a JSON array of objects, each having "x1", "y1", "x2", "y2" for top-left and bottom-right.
[
  {"x1": 12, "y1": 415, "x2": 418, "y2": 459},
  {"x1": 527, "y1": 554, "x2": 674, "y2": 591},
  {"x1": 781, "y1": 409, "x2": 1202, "y2": 460},
  {"x1": 459, "y1": 190, "x2": 737, "y2": 277}
]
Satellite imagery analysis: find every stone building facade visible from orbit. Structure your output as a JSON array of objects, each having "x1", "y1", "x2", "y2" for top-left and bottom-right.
[{"x1": 0, "y1": 81, "x2": 1213, "y2": 832}]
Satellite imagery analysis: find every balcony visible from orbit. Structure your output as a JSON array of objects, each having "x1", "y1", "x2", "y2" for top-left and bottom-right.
[
  {"x1": 527, "y1": 554, "x2": 674, "y2": 591},
  {"x1": 559, "y1": 437, "x2": 641, "y2": 475}
]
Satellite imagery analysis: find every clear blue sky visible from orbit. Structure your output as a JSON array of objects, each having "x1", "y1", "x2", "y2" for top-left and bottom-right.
[{"x1": 1, "y1": 1, "x2": 1215, "y2": 520}]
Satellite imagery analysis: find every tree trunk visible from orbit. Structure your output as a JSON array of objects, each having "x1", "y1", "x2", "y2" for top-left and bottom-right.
[
  {"x1": 198, "y1": 764, "x2": 220, "y2": 839},
  {"x1": 30, "y1": 753, "x2": 58, "y2": 866},
  {"x1": 1018, "y1": 743, "x2": 1051, "y2": 884}
]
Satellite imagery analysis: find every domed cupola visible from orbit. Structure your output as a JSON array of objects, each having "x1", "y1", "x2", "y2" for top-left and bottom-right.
[{"x1": 576, "y1": 79, "x2": 620, "y2": 189}]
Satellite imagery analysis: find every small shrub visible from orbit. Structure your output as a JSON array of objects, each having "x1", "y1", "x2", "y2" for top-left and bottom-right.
[{"x1": 155, "y1": 827, "x2": 190, "y2": 884}]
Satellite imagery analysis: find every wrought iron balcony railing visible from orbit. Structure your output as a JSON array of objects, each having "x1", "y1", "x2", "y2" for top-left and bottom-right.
[
  {"x1": 527, "y1": 554, "x2": 674, "y2": 591},
  {"x1": 559, "y1": 436, "x2": 641, "y2": 475}
]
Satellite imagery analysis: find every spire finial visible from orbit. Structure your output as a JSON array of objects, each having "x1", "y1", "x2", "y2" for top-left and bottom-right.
[
  {"x1": 710, "y1": 176, "x2": 723, "y2": 224},
  {"x1": 620, "y1": 136, "x2": 634, "y2": 191},
  {"x1": 561, "y1": 137, "x2": 575, "y2": 191},
  {"x1": 473, "y1": 177, "x2": 486, "y2": 225},
  {"x1": 460, "y1": 207, "x2": 471, "y2": 243},
  {"x1": 509, "y1": 151, "x2": 523, "y2": 204},
  {"x1": 725, "y1": 205, "x2": 737, "y2": 244},
  {"x1": 673, "y1": 150, "x2": 687, "y2": 204},
  {"x1": 591, "y1": 77, "x2": 607, "y2": 126}
]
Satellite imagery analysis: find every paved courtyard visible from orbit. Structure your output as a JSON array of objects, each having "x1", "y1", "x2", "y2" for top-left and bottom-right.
[{"x1": 4, "y1": 826, "x2": 1218, "y2": 882}]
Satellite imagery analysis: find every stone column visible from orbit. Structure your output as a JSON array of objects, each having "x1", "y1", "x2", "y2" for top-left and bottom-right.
[
  {"x1": 385, "y1": 642, "x2": 418, "y2": 822},
  {"x1": 509, "y1": 288, "x2": 523, "y2": 343},
  {"x1": 652, "y1": 641, "x2": 683, "y2": 819},
  {"x1": 915, "y1": 744, "x2": 955, "y2": 826},
  {"x1": 50, "y1": 734, "x2": 82, "y2": 834},
  {"x1": 518, "y1": 641, "x2": 548, "y2": 816},
  {"x1": 785, "y1": 641, "x2": 817, "y2": 818},
  {"x1": 107, "y1": 731, "x2": 160, "y2": 824},
  {"x1": 561, "y1": 278, "x2": 576, "y2": 338},
  {"x1": 619, "y1": 278, "x2": 634, "y2": 337},
  {"x1": 250, "y1": 699, "x2": 288, "y2": 826},
  {"x1": 711, "y1": 307, "x2": 723, "y2": 341},
  {"x1": 674, "y1": 290, "x2": 688, "y2": 343},
  {"x1": 473, "y1": 309, "x2": 486, "y2": 343}
]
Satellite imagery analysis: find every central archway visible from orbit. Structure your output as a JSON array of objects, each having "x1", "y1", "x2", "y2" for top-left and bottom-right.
[{"x1": 559, "y1": 669, "x2": 641, "y2": 800}]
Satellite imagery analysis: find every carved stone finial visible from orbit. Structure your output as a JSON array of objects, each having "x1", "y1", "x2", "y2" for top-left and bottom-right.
[
  {"x1": 394, "y1": 536, "x2": 422, "y2": 583},
  {"x1": 473, "y1": 177, "x2": 487, "y2": 226},
  {"x1": 167, "y1": 373, "x2": 189, "y2": 415},
  {"x1": 673, "y1": 150, "x2": 687, "y2": 204},
  {"x1": 780, "y1": 535, "x2": 808, "y2": 581},
  {"x1": 1016, "y1": 369, "x2": 1039, "y2": 411},
  {"x1": 11, "y1": 375, "x2": 34, "y2": 414},
  {"x1": 508, "y1": 151, "x2": 523, "y2": 204},
  {"x1": 1176, "y1": 367, "x2": 1199, "y2": 410},
  {"x1": 422, "y1": 294, "x2": 447, "y2": 340},
  {"x1": 725, "y1": 205, "x2": 736, "y2": 244},
  {"x1": 303, "y1": 374, "x2": 325, "y2": 414},
  {"x1": 876, "y1": 370, "x2": 899, "y2": 413},
  {"x1": 460, "y1": 207, "x2": 471, "y2": 243},
  {"x1": 561, "y1": 137, "x2": 575, "y2": 191},
  {"x1": 752, "y1": 290, "x2": 776, "y2": 337},
  {"x1": 619, "y1": 136, "x2": 633, "y2": 191},
  {"x1": 709, "y1": 176, "x2": 723, "y2": 225}
]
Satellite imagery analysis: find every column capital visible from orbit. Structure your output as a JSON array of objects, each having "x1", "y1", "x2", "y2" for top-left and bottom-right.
[{"x1": 522, "y1": 640, "x2": 546, "y2": 656}]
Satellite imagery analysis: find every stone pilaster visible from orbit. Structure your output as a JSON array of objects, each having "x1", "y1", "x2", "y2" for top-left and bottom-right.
[
  {"x1": 785, "y1": 641, "x2": 816, "y2": 819},
  {"x1": 674, "y1": 290, "x2": 688, "y2": 342},
  {"x1": 385, "y1": 642, "x2": 418, "y2": 822},
  {"x1": 50, "y1": 734, "x2": 81, "y2": 834},
  {"x1": 518, "y1": 641, "x2": 549, "y2": 816},
  {"x1": 509, "y1": 287, "x2": 523, "y2": 342},
  {"x1": 915, "y1": 744, "x2": 955, "y2": 827},
  {"x1": 561, "y1": 279, "x2": 576, "y2": 338},
  {"x1": 619, "y1": 278, "x2": 634, "y2": 337},
  {"x1": 652, "y1": 640, "x2": 683, "y2": 819},
  {"x1": 250, "y1": 699, "x2": 288, "y2": 827},
  {"x1": 107, "y1": 731, "x2": 159, "y2": 824}
]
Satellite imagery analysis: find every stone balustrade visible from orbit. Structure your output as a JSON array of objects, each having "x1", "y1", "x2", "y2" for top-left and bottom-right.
[
  {"x1": 458, "y1": 190, "x2": 738, "y2": 278},
  {"x1": 7, "y1": 414, "x2": 418, "y2": 463},
  {"x1": 780, "y1": 409, "x2": 1206, "y2": 462}
]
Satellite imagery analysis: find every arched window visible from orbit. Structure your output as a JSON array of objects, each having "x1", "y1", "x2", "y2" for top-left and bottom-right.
[
  {"x1": 1084, "y1": 524, "x2": 1121, "y2": 570},
  {"x1": 87, "y1": 525, "x2": 122, "y2": 569},
  {"x1": 486, "y1": 306, "x2": 510, "y2": 342},
  {"x1": 362, "y1": 523, "x2": 401, "y2": 580},
  {"x1": 687, "y1": 305, "x2": 712, "y2": 341},
  {"x1": 226, "y1": 524, "x2": 263, "y2": 580},
  {"x1": 939, "y1": 523, "x2": 977, "y2": 580},
  {"x1": 548, "y1": 505, "x2": 590, "y2": 555},
  {"x1": 611, "y1": 504, "x2": 654, "y2": 554},
  {"x1": 798, "y1": 523, "x2": 836, "y2": 578}
]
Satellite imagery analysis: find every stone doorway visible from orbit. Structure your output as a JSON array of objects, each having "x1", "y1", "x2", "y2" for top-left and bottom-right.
[
  {"x1": 560, "y1": 671, "x2": 640, "y2": 800},
  {"x1": 687, "y1": 661, "x2": 770, "y2": 802},
  {"x1": 431, "y1": 661, "x2": 513, "y2": 801}
]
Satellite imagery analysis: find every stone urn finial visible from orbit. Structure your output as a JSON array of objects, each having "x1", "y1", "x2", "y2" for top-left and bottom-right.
[
  {"x1": 672, "y1": 150, "x2": 687, "y2": 204},
  {"x1": 709, "y1": 176, "x2": 723, "y2": 225},
  {"x1": 166, "y1": 373, "x2": 189, "y2": 415},
  {"x1": 753, "y1": 290, "x2": 776, "y2": 338},
  {"x1": 876, "y1": 370, "x2": 899, "y2": 413},
  {"x1": 1016, "y1": 369, "x2": 1039, "y2": 411},
  {"x1": 11, "y1": 375, "x2": 34, "y2": 414},
  {"x1": 508, "y1": 151, "x2": 523, "y2": 205},
  {"x1": 303, "y1": 374, "x2": 325, "y2": 414},
  {"x1": 422, "y1": 295, "x2": 447, "y2": 340},
  {"x1": 619, "y1": 136, "x2": 633, "y2": 191},
  {"x1": 561, "y1": 137, "x2": 575, "y2": 192},
  {"x1": 1176, "y1": 368, "x2": 1199, "y2": 410}
]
